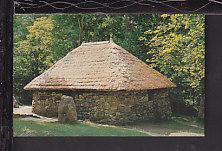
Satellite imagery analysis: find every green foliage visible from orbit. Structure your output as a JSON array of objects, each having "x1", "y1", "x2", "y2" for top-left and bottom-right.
[
  {"x1": 18, "y1": 17, "x2": 54, "y2": 75},
  {"x1": 13, "y1": 16, "x2": 55, "y2": 103},
  {"x1": 51, "y1": 14, "x2": 151, "y2": 61},
  {"x1": 139, "y1": 14, "x2": 205, "y2": 115}
]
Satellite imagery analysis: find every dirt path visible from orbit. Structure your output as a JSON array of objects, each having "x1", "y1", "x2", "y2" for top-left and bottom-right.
[
  {"x1": 13, "y1": 106, "x2": 33, "y2": 115},
  {"x1": 13, "y1": 106, "x2": 58, "y2": 122},
  {"x1": 124, "y1": 121, "x2": 204, "y2": 136},
  {"x1": 125, "y1": 123, "x2": 175, "y2": 136}
]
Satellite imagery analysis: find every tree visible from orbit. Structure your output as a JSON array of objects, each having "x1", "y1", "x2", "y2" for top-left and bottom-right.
[
  {"x1": 14, "y1": 16, "x2": 55, "y2": 103},
  {"x1": 51, "y1": 14, "x2": 152, "y2": 61},
  {"x1": 139, "y1": 14, "x2": 205, "y2": 116}
]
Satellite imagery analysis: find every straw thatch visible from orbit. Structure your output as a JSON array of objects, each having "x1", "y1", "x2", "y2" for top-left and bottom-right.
[{"x1": 24, "y1": 39, "x2": 176, "y2": 91}]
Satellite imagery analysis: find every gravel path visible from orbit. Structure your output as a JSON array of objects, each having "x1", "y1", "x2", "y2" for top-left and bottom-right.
[{"x1": 13, "y1": 106, "x2": 33, "y2": 115}]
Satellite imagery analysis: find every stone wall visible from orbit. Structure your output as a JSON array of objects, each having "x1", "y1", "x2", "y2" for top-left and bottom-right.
[
  {"x1": 32, "y1": 92, "x2": 62, "y2": 117},
  {"x1": 32, "y1": 90, "x2": 171, "y2": 125}
]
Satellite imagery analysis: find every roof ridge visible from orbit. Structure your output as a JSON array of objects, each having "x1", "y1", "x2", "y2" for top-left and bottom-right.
[{"x1": 81, "y1": 40, "x2": 110, "y2": 46}]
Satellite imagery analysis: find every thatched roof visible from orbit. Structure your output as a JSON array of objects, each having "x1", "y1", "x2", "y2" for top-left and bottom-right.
[{"x1": 24, "y1": 39, "x2": 176, "y2": 91}]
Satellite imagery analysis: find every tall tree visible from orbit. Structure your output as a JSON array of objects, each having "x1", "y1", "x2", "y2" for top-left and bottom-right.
[
  {"x1": 14, "y1": 16, "x2": 55, "y2": 103},
  {"x1": 51, "y1": 14, "x2": 152, "y2": 61},
  {"x1": 140, "y1": 14, "x2": 205, "y2": 115}
]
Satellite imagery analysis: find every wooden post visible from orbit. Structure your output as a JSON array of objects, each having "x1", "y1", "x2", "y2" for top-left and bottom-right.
[{"x1": 0, "y1": 0, "x2": 13, "y2": 151}]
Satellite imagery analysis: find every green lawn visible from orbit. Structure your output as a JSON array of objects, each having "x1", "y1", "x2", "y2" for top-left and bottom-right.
[
  {"x1": 13, "y1": 116, "x2": 204, "y2": 136},
  {"x1": 124, "y1": 116, "x2": 204, "y2": 136},
  {"x1": 13, "y1": 118, "x2": 150, "y2": 136}
]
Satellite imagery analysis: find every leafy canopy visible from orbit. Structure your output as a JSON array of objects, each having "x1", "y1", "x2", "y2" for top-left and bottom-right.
[{"x1": 140, "y1": 14, "x2": 205, "y2": 112}]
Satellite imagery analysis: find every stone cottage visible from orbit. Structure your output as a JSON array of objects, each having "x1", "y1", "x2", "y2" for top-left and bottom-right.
[{"x1": 24, "y1": 39, "x2": 176, "y2": 125}]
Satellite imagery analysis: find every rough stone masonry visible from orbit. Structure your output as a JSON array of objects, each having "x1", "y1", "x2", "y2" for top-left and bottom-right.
[{"x1": 32, "y1": 90, "x2": 171, "y2": 125}]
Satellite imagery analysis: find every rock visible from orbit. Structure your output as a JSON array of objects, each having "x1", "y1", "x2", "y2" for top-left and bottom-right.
[
  {"x1": 58, "y1": 95, "x2": 77, "y2": 123},
  {"x1": 13, "y1": 96, "x2": 19, "y2": 108}
]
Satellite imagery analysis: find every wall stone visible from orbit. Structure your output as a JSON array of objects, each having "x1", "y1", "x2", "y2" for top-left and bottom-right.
[
  {"x1": 32, "y1": 90, "x2": 171, "y2": 125},
  {"x1": 150, "y1": 90, "x2": 172, "y2": 120},
  {"x1": 32, "y1": 92, "x2": 62, "y2": 117}
]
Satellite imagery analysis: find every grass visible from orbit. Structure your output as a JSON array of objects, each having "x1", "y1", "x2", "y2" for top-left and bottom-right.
[
  {"x1": 13, "y1": 116, "x2": 204, "y2": 136},
  {"x1": 13, "y1": 118, "x2": 150, "y2": 136}
]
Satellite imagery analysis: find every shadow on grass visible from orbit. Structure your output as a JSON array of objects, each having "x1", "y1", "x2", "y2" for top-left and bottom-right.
[{"x1": 124, "y1": 116, "x2": 204, "y2": 136}]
